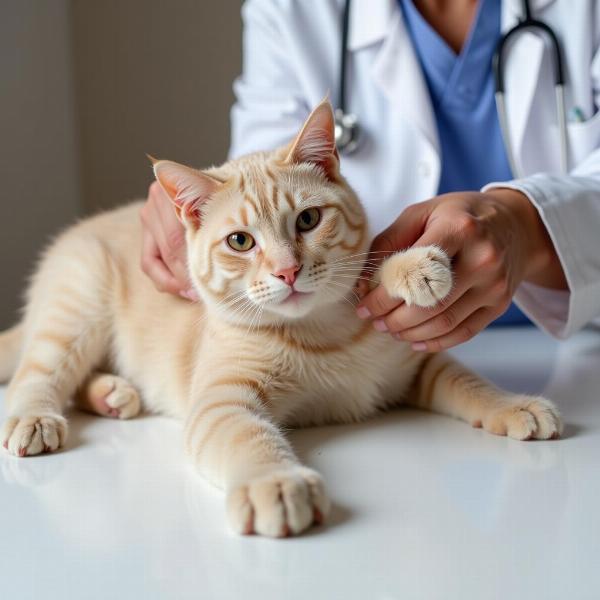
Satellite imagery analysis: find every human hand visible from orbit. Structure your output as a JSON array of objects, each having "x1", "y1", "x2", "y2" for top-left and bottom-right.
[
  {"x1": 140, "y1": 181, "x2": 197, "y2": 300},
  {"x1": 356, "y1": 189, "x2": 566, "y2": 351}
]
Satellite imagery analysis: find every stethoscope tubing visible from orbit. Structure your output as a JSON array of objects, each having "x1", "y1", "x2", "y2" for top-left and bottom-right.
[
  {"x1": 337, "y1": 0, "x2": 569, "y2": 173},
  {"x1": 493, "y1": 0, "x2": 568, "y2": 176}
]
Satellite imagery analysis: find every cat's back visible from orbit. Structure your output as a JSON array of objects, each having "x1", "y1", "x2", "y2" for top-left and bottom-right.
[
  {"x1": 26, "y1": 201, "x2": 145, "y2": 307},
  {"x1": 64, "y1": 201, "x2": 144, "y2": 254},
  {"x1": 27, "y1": 201, "x2": 151, "y2": 316},
  {"x1": 25, "y1": 201, "x2": 202, "y2": 416}
]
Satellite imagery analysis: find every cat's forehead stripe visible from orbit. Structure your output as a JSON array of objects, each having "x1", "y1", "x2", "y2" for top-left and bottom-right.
[
  {"x1": 244, "y1": 194, "x2": 260, "y2": 218},
  {"x1": 284, "y1": 191, "x2": 295, "y2": 210},
  {"x1": 271, "y1": 183, "x2": 279, "y2": 210},
  {"x1": 239, "y1": 205, "x2": 249, "y2": 226},
  {"x1": 322, "y1": 202, "x2": 363, "y2": 231}
]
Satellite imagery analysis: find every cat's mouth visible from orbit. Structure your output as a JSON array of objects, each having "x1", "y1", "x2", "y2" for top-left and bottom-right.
[{"x1": 280, "y1": 290, "x2": 313, "y2": 305}]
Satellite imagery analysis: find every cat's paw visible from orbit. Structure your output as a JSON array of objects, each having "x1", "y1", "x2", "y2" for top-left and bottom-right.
[
  {"x1": 380, "y1": 245, "x2": 452, "y2": 307},
  {"x1": 226, "y1": 466, "x2": 330, "y2": 538},
  {"x1": 79, "y1": 374, "x2": 141, "y2": 419},
  {"x1": 480, "y1": 396, "x2": 562, "y2": 440},
  {"x1": 1, "y1": 414, "x2": 67, "y2": 456}
]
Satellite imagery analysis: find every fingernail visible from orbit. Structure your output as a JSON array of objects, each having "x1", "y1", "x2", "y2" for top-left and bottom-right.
[
  {"x1": 412, "y1": 342, "x2": 427, "y2": 352},
  {"x1": 373, "y1": 319, "x2": 388, "y2": 332},
  {"x1": 179, "y1": 289, "x2": 198, "y2": 301},
  {"x1": 356, "y1": 306, "x2": 371, "y2": 319}
]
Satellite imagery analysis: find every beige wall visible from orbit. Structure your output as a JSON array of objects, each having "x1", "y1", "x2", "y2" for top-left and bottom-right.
[
  {"x1": 0, "y1": 1, "x2": 242, "y2": 329},
  {"x1": 0, "y1": 0, "x2": 81, "y2": 330},
  {"x1": 71, "y1": 0, "x2": 242, "y2": 212}
]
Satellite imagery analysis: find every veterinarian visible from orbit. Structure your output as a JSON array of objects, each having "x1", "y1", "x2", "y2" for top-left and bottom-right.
[{"x1": 141, "y1": 0, "x2": 600, "y2": 352}]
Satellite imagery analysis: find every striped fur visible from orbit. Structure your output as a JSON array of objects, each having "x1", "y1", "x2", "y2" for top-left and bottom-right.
[{"x1": 0, "y1": 100, "x2": 561, "y2": 537}]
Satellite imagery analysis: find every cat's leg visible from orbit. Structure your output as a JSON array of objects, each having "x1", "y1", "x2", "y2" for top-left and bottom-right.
[
  {"x1": 409, "y1": 352, "x2": 562, "y2": 440},
  {"x1": 2, "y1": 276, "x2": 112, "y2": 456},
  {"x1": 378, "y1": 246, "x2": 561, "y2": 439},
  {"x1": 185, "y1": 380, "x2": 329, "y2": 537},
  {"x1": 75, "y1": 372, "x2": 141, "y2": 419},
  {"x1": 2, "y1": 315, "x2": 108, "y2": 456}
]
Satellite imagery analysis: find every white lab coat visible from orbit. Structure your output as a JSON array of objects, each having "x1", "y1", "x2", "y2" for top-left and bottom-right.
[{"x1": 229, "y1": 0, "x2": 600, "y2": 339}]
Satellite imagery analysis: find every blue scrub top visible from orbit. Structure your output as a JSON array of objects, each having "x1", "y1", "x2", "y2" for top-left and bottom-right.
[{"x1": 400, "y1": 0, "x2": 529, "y2": 325}]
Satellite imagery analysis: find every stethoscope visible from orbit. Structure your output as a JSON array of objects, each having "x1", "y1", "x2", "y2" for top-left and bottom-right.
[
  {"x1": 334, "y1": 0, "x2": 361, "y2": 154},
  {"x1": 493, "y1": 0, "x2": 567, "y2": 176},
  {"x1": 335, "y1": 0, "x2": 569, "y2": 176}
]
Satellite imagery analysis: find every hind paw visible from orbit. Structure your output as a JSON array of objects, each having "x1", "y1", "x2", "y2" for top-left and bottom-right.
[{"x1": 77, "y1": 374, "x2": 141, "y2": 419}]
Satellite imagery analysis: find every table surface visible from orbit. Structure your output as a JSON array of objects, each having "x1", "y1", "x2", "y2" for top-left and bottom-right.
[{"x1": 1, "y1": 326, "x2": 599, "y2": 600}]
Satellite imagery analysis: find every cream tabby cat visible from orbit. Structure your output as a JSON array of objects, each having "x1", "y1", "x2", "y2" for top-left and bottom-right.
[{"x1": 0, "y1": 100, "x2": 561, "y2": 537}]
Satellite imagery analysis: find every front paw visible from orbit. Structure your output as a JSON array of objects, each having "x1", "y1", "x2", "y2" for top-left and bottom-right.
[
  {"x1": 380, "y1": 245, "x2": 452, "y2": 307},
  {"x1": 481, "y1": 396, "x2": 562, "y2": 440},
  {"x1": 2, "y1": 413, "x2": 67, "y2": 456},
  {"x1": 226, "y1": 466, "x2": 330, "y2": 537}
]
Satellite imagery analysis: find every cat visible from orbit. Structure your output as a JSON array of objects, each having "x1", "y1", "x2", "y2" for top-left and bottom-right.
[{"x1": 0, "y1": 100, "x2": 561, "y2": 537}]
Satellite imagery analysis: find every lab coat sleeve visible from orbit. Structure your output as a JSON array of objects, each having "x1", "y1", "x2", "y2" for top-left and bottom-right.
[
  {"x1": 483, "y1": 155, "x2": 600, "y2": 339},
  {"x1": 228, "y1": 0, "x2": 311, "y2": 159}
]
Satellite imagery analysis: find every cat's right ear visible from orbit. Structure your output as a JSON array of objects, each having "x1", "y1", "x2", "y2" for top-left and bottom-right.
[
  {"x1": 149, "y1": 157, "x2": 222, "y2": 229},
  {"x1": 284, "y1": 99, "x2": 340, "y2": 180}
]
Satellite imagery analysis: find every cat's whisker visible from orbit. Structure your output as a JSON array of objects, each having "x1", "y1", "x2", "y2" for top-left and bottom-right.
[
  {"x1": 329, "y1": 263, "x2": 379, "y2": 270},
  {"x1": 322, "y1": 283, "x2": 359, "y2": 310},
  {"x1": 330, "y1": 260, "x2": 377, "y2": 267},
  {"x1": 331, "y1": 250, "x2": 394, "y2": 259},
  {"x1": 192, "y1": 290, "x2": 249, "y2": 329},
  {"x1": 329, "y1": 261, "x2": 379, "y2": 271},
  {"x1": 330, "y1": 255, "x2": 382, "y2": 264},
  {"x1": 324, "y1": 280, "x2": 361, "y2": 305},
  {"x1": 229, "y1": 298, "x2": 258, "y2": 326},
  {"x1": 329, "y1": 266, "x2": 375, "y2": 274},
  {"x1": 330, "y1": 275, "x2": 374, "y2": 282},
  {"x1": 228, "y1": 299, "x2": 253, "y2": 320},
  {"x1": 329, "y1": 267, "x2": 375, "y2": 277},
  {"x1": 330, "y1": 251, "x2": 392, "y2": 264},
  {"x1": 236, "y1": 301, "x2": 266, "y2": 371}
]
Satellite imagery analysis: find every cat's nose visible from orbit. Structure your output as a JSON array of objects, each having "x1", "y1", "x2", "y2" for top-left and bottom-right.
[{"x1": 272, "y1": 264, "x2": 302, "y2": 286}]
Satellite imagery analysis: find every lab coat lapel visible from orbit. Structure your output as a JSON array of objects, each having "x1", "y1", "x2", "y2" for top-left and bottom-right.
[
  {"x1": 349, "y1": 0, "x2": 558, "y2": 171},
  {"x1": 370, "y1": 8, "x2": 440, "y2": 155}
]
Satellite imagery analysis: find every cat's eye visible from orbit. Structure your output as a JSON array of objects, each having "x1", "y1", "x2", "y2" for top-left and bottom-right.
[
  {"x1": 227, "y1": 232, "x2": 255, "y2": 252},
  {"x1": 296, "y1": 207, "x2": 321, "y2": 232}
]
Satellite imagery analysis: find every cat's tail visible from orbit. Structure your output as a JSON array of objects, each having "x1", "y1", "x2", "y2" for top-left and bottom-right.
[{"x1": 0, "y1": 323, "x2": 23, "y2": 383}]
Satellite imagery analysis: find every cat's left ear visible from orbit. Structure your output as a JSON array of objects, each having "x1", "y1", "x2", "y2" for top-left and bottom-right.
[
  {"x1": 150, "y1": 157, "x2": 223, "y2": 229},
  {"x1": 285, "y1": 99, "x2": 340, "y2": 180}
]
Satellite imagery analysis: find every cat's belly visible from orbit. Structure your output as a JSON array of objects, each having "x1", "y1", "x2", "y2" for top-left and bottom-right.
[{"x1": 271, "y1": 335, "x2": 424, "y2": 427}]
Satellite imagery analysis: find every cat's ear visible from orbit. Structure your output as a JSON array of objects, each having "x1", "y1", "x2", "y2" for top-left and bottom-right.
[
  {"x1": 285, "y1": 99, "x2": 340, "y2": 180},
  {"x1": 150, "y1": 157, "x2": 222, "y2": 229}
]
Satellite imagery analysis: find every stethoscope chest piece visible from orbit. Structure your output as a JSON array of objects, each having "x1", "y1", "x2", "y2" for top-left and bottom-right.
[{"x1": 334, "y1": 108, "x2": 361, "y2": 155}]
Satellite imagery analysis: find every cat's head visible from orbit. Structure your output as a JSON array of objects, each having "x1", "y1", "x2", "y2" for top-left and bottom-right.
[{"x1": 152, "y1": 100, "x2": 368, "y2": 325}]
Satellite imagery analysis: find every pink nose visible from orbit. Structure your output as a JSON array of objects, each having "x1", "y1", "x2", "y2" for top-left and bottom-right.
[{"x1": 272, "y1": 264, "x2": 302, "y2": 286}]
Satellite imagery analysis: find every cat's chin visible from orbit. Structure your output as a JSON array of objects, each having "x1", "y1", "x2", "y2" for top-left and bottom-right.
[
  {"x1": 266, "y1": 292, "x2": 318, "y2": 320},
  {"x1": 264, "y1": 288, "x2": 352, "y2": 321}
]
